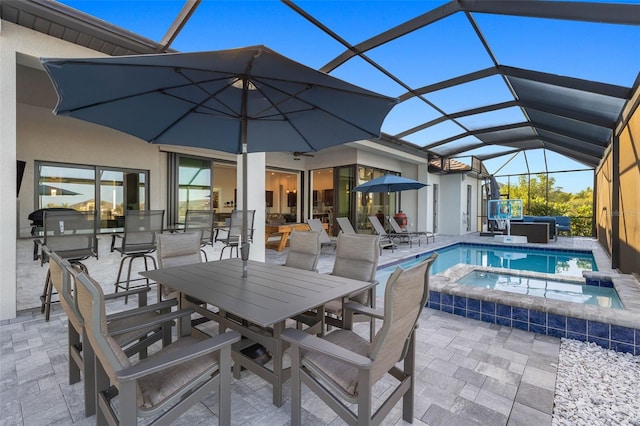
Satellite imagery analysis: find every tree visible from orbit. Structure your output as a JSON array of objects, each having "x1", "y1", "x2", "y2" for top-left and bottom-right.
[{"x1": 500, "y1": 174, "x2": 593, "y2": 236}]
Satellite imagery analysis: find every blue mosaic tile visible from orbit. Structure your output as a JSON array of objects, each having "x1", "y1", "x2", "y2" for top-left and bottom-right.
[
  {"x1": 481, "y1": 313, "x2": 495, "y2": 324},
  {"x1": 441, "y1": 294, "x2": 453, "y2": 306},
  {"x1": 442, "y1": 304, "x2": 453, "y2": 314},
  {"x1": 600, "y1": 281, "x2": 614, "y2": 288},
  {"x1": 512, "y1": 307, "x2": 529, "y2": 322},
  {"x1": 588, "y1": 337, "x2": 610, "y2": 349},
  {"x1": 548, "y1": 327, "x2": 566, "y2": 338},
  {"x1": 585, "y1": 278, "x2": 599, "y2": 287},
  {"x1": 512, "y1": 320, "x2": 528, "y2": 331},
  {"x1": 467, "y1": 298, "x2": 480, "y2": 312},
  {"x1": 588, "y1": 321, "x2": 610, "y2": 339},
  {"x1": 611, "y1": 325, "x2": 635, "y2": 344},
  {"x1": 467, "y1": 310, "x2": 481, "y2": 321},
  {"x1": 454, "y1": 307, "x2": 466, "y2": 317},
  {"x1": 429, "y1": 302, "x2": 441, "y2": 311},
  {"x1": 454, "y1": 296, "x2": 467, "y2": 309},
  {"x1": 548, "y1": 313, "x2": 566, "y2": 330},
  {"x1": 567, "y1": 331, "x2": 587, "y2": 341},
  {"x1": 496, "y1": 316, "x2": 511, "y2": 327},
  {"x1": 429, "y1": 291, "x2": 441, "y2": 304},
  {"x1": 530, "y1": 324, "x2": 547, "y2": 335},
  {"x1": 481, "y1": 301, "x2": 495, "y2": 315},
  {"x1": 496, "y1": 304, "x2": 511, "y2": 317},
  {"x1": 610, "y1": 341, "x2": 635, "y2": 355},
  {"x1": 529, "y1": 310, "x2": 546, "y2": 326},
  {"x1": 567, "y1": 317, "x2": 587, "y2": 334}
]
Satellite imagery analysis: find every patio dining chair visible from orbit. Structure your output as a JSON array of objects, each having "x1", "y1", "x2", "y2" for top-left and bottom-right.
[
  {"x1": 48, "y1": 249, "x2": 184, "y2": 417},
  {"x1": 184, "y1": 209, "x2": 216, "y2": 261},
  {"x1": 156, "y1": 231, "x2": 214, "y2": 327},
  {"x1": 325, "y1": 233, "x2": 379, "y2": 340},
  {"x1": 39, "y1": 209, "x2": 98, "y2": 321},
  {"x1": 281, "y1": 252, "x2": 438, "y2": 426},
  {"x1": 112, "y1": 209, "x2": 164, "y2": 303},
  {"x1": 74, "y1": 265, "x2": 241, "y2": 425},
  {"x1": 306, "y1": 218, "x2": 337, "y2": 251},
  {"x1": 284, "y1": 230, "x2": 321, "y2": 272},
  {"x1": 387, "y1": 215, "x2": 435, "y2": 244}
]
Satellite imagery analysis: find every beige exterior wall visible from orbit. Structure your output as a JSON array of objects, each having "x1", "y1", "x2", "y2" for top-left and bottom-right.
[
  {"x1": 617, "y1": 106, "x2": 640, "y2": 274},
  {"x1": 596, "y1": 150, "x2": 613, "y2": 254},
  {"x1": 596, "y1": 89, "x2": 640, "y2": 275}
]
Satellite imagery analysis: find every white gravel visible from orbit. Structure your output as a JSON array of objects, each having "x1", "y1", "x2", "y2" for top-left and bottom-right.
[{"x1": 552, "y1": 338, "x2": 640, "y2": 426}]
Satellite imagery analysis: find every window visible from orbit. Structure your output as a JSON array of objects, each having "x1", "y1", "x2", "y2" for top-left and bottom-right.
[{"x1": 35, "y1": 161, "x2": 149, "y2": 231}]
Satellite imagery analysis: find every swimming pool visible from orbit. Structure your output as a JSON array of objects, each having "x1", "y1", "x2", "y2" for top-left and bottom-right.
[
  {"x1": 376, "y1": 242, "x2": 597, "y2": 287},
  {"x1": 457, "y1": 271, "x2": 623, "y2": 309}
]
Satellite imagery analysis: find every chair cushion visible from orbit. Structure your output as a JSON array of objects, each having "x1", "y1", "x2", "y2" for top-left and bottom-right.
[
  {"x1": 136, "y1": 335, "x2": 219, "y2": 409},
  {"x1": 302, "y1": 330, "x2": 370, "y2": 397}
]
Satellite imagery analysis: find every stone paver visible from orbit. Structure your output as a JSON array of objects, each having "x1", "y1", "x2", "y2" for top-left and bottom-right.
[{"x1": 5, "y1": 233, "x2": 608, "y2": 425}]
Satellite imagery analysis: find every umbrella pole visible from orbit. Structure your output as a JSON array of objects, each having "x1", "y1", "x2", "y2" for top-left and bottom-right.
[{"x1": 241, "y1": 79, "x2": 250, "y2": 277}]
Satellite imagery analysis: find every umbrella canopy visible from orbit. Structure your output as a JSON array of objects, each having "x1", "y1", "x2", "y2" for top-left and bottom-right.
[
  {"x1": 40, "y1": 45, "x2": 397, "y2": 276},
  {"x1": 352, "y1": 175, "x2": 427, "y2": 194}
]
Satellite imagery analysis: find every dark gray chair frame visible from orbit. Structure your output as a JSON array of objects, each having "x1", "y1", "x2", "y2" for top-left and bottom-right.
[
  {"x1": 74, "y1": 266, "x2": 240, "y2": 425},
  {"x1": 184, "y1": 209, "x2": 216, "y2": 261},
  {"x1": 38, "y1": 209, "x2": 98, "y2": 321},
  {"x1": 282, "y1": 253, "x2": 438, "y2": 426},
  {"x1": 217, "y1": 209, "x2": 255, "y2": 259},
  {"x1": 112, "y1": 209, "x2": 165, "y2": 303},
  {"x1": 48, "y1": 249, "x2": 184, "y2": 417}
]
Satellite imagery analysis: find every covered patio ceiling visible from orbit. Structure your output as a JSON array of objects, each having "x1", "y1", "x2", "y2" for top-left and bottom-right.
[{"x1": 3, "y1": 0, "x2": 640, "y2": 174}]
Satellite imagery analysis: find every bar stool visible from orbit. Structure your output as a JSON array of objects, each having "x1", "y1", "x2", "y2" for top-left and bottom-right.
[
  {"x1": 38, "y1": 210, "x2": 98, "y2": 321},
  {"x1": 112, "y1": 210, "x2": 164, "y2": 303}
]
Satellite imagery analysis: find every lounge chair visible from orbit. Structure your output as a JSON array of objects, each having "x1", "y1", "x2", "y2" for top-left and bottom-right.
[
  {"x1": 335, "y1": 217, "x2": 357, "y2": 234},
  {"x1": 305, "y1": 218, "x2": 337, "y2": 251},
  {"x1": 387, "y1": 215, "x2": 435, "y2": 244},
  {"x1": 367, "y1": 215, "x2": 399, "y2": 252}
]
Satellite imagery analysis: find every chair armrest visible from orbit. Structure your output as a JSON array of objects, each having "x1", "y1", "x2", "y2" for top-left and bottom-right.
[
  {"x1": 343, "y1": 301, "x2": 383, "y2": 320},
  {"x1": 116, "y1": 331, "x2": 241, "y2": 381},
  {"x1": 106, "y1": 299, "x2": 177, "y2": 322},
  {"x1": 107, "y1": 308, "x2": 194, "y2": 336},
  {"x1": 281, "y1": 328, "x2": 372, "y2": 369},
  {"x1": 106, "y1": 286, "x2": 149, "y2": 307}
]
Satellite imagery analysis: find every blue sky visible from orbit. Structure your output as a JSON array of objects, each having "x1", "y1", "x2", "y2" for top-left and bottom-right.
[{"x1": 58, "y1": 0, "x2": 640, "y2": 193}]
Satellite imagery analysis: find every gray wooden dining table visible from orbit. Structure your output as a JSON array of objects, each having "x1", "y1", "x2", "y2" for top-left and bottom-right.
[{"x1": 140, "y1": 258, "x2": 373, "y2": 407}]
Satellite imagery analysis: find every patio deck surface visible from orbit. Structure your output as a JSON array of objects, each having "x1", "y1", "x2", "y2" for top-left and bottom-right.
[{"x1": 1, "y1": 233, "x2": 629, "y2": 425}]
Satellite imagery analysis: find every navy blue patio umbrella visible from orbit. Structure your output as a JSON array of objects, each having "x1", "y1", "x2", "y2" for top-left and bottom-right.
[
  {"x1": 352, "y1": 175, "x2": 427, "y2": 194},
  {"x1": 353, "y1": 175, "x2": 427, "y2": 224},
  {"x1": 40, "y1": 45, "x2": 397, "y2": 276}
]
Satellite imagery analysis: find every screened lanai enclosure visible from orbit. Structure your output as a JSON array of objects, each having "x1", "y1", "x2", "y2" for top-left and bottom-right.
[{"x1": 3, "y1": 0, "x2": 640, "y2": 277}]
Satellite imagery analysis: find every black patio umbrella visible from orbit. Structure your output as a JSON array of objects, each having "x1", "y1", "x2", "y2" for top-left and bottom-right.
[{"x1": 41, "y1": 45, "x2": 397, "y2": 276}]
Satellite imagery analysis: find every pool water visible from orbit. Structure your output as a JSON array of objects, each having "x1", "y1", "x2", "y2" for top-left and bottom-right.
[
  {"x1": 457, "y1": 271, "x2": 623, "y2": 309},
  {"x1": 376, "y1": 243, "x2": 597, "y2": 293},
  {"x1": 380, "y1": 243, "x2": 596, "y2": 276}
]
